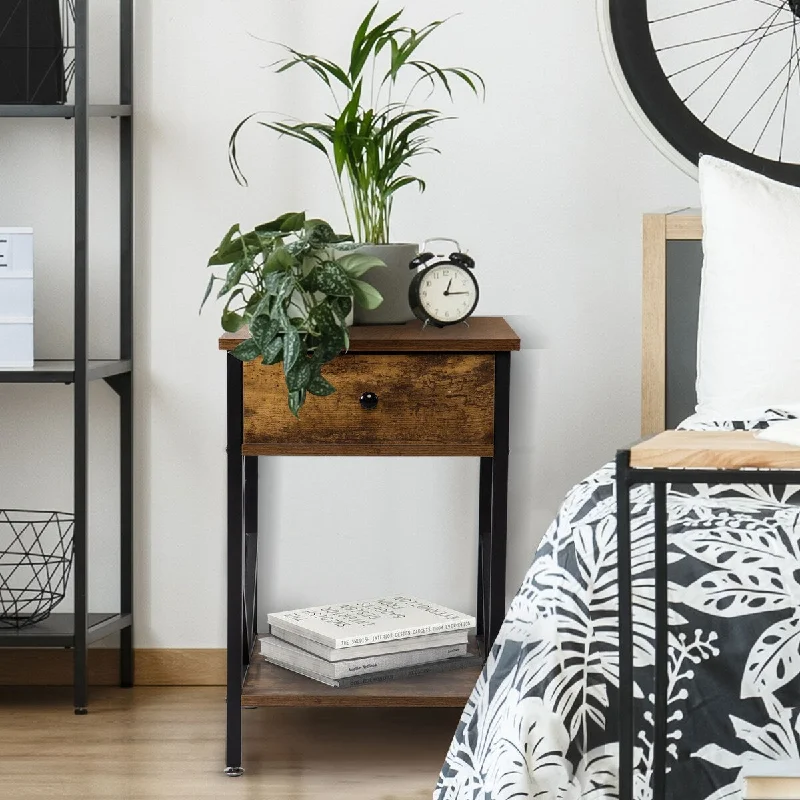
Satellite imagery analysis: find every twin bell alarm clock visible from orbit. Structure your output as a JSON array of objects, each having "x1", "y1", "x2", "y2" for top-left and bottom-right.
[{"x1": 408, "y1": 238, "x2": 479, "y2": 328}]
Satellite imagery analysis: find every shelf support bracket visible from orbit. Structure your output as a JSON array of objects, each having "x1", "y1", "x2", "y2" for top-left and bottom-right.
[{"x1": 104, "y1": 374, "x2": 126, "y2": 397}]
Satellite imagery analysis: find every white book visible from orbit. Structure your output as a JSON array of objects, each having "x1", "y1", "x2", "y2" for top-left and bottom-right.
[
  {"x1": 259, "y1": 649, "x2": 483, "y2": 688},
  {"x1": 260, "y1": 634, "x2": 467, "y2": 679},
  {"x1": 743, "y1": 761, "x2": 800, "y2": 800},
  {"x1": 267, "y1": 596, "x2": 475, "y2": 649},
  {"x1": 271, "y1": 625, "x2": 468, "y2": 661}
]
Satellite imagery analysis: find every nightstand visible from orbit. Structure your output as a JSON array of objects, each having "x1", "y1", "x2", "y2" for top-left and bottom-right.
[{"x1": 219, "y1": 316, "x2": 521, "y2": 775}]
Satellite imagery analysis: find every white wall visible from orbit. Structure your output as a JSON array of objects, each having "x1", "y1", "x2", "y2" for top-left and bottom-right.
[{"x1": 0, "y1": 0, "x2": 698, "y2": 648}]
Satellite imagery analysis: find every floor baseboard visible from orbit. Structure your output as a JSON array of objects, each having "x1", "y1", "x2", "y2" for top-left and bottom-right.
[{"x1": 0, "y1": 648, "x2": 226, "y2": 686}]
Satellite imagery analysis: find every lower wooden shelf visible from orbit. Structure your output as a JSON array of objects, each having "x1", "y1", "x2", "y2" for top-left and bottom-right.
[{"x1": 242, "y1": 638, "x2": 484, "y2": 708}]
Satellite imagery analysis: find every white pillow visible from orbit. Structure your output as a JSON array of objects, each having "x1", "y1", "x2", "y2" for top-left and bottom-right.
[{"x1": 695, "y1": 155, "x2": 800, "y2": 419}]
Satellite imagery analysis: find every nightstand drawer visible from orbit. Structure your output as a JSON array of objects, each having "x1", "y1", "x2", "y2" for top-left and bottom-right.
[{"x1": 242, "y1": 353, "x2": 495, "y2": 456}]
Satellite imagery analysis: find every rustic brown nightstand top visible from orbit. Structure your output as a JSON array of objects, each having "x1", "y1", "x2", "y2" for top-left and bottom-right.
[
  {"x1": 219, "y1": 316, "x2": 520, "y2": 353},
  {"x1": 630, "y1": 430, "x2": 800, "y2": 470}
]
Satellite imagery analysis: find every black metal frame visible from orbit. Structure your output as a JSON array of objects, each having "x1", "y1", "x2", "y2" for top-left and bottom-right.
[
  {"x1": 0, "y1": 0, "x2": 134, "y2": 712},
  {"x1": 224, "y1": 349, "x2": 512, "y2": 776},
  {"x1": 616, "y1": 452, "x2": 799, "y2": 800}
]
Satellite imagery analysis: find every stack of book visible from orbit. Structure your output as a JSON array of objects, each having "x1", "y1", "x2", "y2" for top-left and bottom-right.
[
  {"x1": 742, "y1": 761, "x2": 800, "y2": 799},
  {"x1": 260, "y1": 595, "x2": 481, "y2": 688}
]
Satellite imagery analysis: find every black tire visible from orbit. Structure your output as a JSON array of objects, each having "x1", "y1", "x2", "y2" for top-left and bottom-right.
[{"x1": 607, "y1": 0, "x2": 800, "y2": 184}]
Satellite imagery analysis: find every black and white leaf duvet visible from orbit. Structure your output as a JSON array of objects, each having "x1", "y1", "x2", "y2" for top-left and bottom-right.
[{"x1": 435, "y1": 411, "x2": 800, "y2": 800}]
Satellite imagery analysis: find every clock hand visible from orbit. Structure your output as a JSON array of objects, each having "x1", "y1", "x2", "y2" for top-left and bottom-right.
[
  {"x1": 444, "y1": 278, "x2": 453, "y2": 295},
  {"x1": 446, "y1": 291, "x2": 470, "y2": 295}
]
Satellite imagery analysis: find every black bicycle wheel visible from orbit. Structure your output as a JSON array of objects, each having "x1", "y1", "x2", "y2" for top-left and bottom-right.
[{"x1": 606, "y1": 0, "x2": 800, "y2": 184}]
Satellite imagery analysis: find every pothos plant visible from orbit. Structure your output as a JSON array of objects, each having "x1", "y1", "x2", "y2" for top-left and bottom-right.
[
  {"x1": 228, "y1": 3, "x2": 484, "y2": 244},
  {"x1": 202, "y1": 212, "x2": 385, "y2": 416}
]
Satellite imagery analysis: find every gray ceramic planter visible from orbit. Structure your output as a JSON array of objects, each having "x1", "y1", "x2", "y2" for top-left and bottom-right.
[{"x1": 351, "y1": 243, "x2": 419, "y2": 325}]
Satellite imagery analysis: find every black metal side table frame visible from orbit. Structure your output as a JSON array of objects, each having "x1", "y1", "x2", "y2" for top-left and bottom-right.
[
  {"x1": 224, "y1": 350, "x2": 513, "y2": 777},
  {"x1": 615, "y1": 450, "x2": 798, "y2": 800}
]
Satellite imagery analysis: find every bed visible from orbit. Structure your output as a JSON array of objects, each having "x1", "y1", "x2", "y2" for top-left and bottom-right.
[{"x1": 434, "y1": 195, "x2": 800, "y2": 800}]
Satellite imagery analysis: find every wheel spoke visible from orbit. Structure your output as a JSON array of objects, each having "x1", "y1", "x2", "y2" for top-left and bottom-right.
[
  {"x1": 751, "y1": 0, "x2": 791, "y2": 9},
  {"x1": 777, "y1": 16, "x2": 799, "y2": 158},
  {"x1": 728, "y1": 37, "x2": 800, "y2": 140},
  {"x1": 795, "y1": 13, "x2": 800, "y2": 112},
  {"x1": 698, "y1": 6, "x2": 786, "y2": 118},
  {"x1": 753, "y1": 46, "x2": 799, "y2": 151},
  {"x1": 658, "y1": 22, "x2": 792, "y2": 53},
  {"x1": 684, "y1": 6, "x2": 786, "y2": 101},
  {"x1": 650, "y1": 0, "x2": 742, "y2": 24},
  {"x1": 668, "y1": 17, "x2": 793, "y2": 79}
]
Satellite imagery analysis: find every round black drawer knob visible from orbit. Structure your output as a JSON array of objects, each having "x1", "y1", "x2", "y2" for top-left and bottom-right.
[{"x1": 360, "y1": 392, "x2": 379, "y2": 410}]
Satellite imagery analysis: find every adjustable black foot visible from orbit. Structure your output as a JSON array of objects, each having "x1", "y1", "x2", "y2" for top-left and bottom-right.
[
  {"x1": 74, "y1": 707, "x2": 88, "y2": 716},
  {"x1": 224, "y1": 767, "x2": 244, "y2": 778}
]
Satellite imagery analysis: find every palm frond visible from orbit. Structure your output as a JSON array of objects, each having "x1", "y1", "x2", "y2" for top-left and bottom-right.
[
  {"x1": 257, "y1": 121, "x2": 328, "y2": 154},
  {"x1": 350, "y1": 6, "x2": 404, "y2": 82},
  {"x1": 275, "y1": 45, "x2": 352, "y2": 91},
  {"x1": 229, "y1": 6, "x2": 484, "y2": 243},
  {"x1": 385, "y1": 20, "x2": 447, "y2": 84}
]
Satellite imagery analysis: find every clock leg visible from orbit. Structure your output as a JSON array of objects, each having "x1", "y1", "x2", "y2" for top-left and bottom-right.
[{"x1": 485, "y1": 353, "x2": 511, "y2": 653}]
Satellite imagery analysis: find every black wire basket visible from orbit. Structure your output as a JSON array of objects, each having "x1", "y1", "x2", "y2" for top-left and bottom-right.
[
  {"x1": 0, "y1": 510, "x2": 75, "y2": 629},
  {"x1": 0, "y1": 0, "x2": 75, "y2": 105}
]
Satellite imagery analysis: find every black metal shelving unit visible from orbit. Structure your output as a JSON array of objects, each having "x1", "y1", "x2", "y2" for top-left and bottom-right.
[{"x1": 0, "y1": 1, "x2": 134, "y2": 713}]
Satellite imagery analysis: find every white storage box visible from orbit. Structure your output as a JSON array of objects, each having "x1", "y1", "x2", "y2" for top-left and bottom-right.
[
  {"x1": 0, "y1": 228, "x2": 34, "y2": 369},
  {"x1": 0, "y1": 321, "x2": 34, "y2": 368}
]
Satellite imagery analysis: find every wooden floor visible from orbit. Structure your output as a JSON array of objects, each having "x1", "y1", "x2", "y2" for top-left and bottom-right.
[{"x1": 0, "y1": 687, "x2": 462, "y2": 799}]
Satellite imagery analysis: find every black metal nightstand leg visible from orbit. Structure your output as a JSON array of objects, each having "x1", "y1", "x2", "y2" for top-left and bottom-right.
[
  {"x1": 653, "y1": 482, "x2": 668, "y2": 800},
  {"x1": 244, "y1": 457, "x2": 259, "y2": 664},
  {"x1": 477, "y1": 457, "x2": 493, "y2": 643},
  {"x1": 485, "y1": 353, "x2": 511, "y2": 653},
  {"x1": 226, "y1": 355, "x2": 245, "y2": 775},
  {"x1": 615, "y1": 451, "x2": 633, "y2": 800}
]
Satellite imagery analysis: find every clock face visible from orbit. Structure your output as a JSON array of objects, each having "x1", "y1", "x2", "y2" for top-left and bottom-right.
[{"x1": 417, "y1": 264, "x2": 478, "y2": 324}]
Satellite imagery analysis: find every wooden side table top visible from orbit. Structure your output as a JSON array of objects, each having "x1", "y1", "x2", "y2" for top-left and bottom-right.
[
  {"x1": 630, "y1": 430, "x2": 800, "y2": 469},
  {"x1": 219, "y1": 316, "x2": 520, "y2": 353}
]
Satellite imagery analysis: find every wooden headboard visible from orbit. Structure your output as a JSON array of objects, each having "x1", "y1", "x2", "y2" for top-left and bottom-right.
[{"x1": 642, "y1": 209, "x2": 703, "y2": 436}]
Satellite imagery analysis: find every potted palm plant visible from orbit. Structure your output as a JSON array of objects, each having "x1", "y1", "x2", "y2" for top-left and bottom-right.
[{"x1": 228, "y1": 3, "x2": 484, "y2": 324}]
